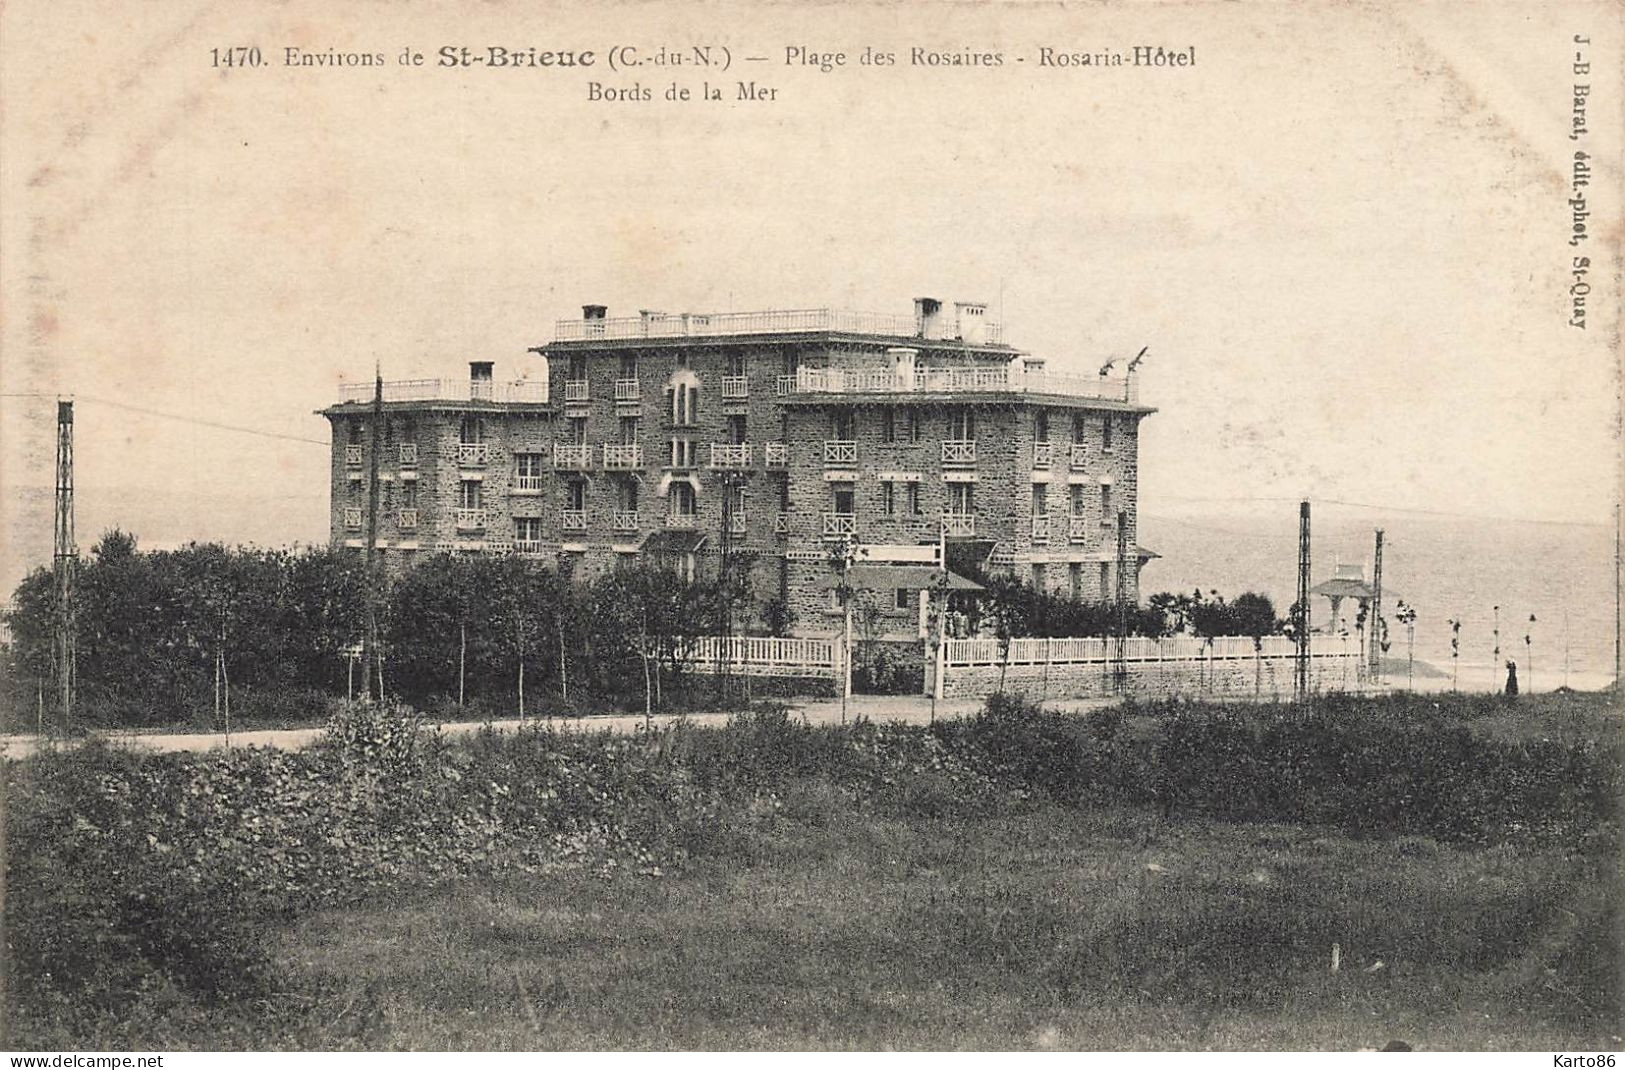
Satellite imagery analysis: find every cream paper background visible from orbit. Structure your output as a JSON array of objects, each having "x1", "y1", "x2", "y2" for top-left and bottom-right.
[{"x1": 0, "y1": 0, "x2": 1619, "y2": 608}]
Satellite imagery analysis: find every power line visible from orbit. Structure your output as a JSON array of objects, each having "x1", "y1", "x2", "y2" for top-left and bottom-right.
[{"x1": 1, "y1": 392, "x2": 327, "y2": 446}]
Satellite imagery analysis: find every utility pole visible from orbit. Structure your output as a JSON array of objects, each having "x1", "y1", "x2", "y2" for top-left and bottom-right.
[
  {"x1": 1114, "y1": 510, "x2": 1129, "y2": 691},
  {"x1": 1295, "y1": 500, "x2": 1311, "y2": 703},
  {"x1": 53, "y1": 400, "x2": 77, "y2": 735},
  {"x1": 716, "y1": 472, "x2": 738, "y2": 705},
  {"x1": 1369, "y1": 528, "x2": 1384, "y2": 682},
  {"x1": 360, "y1": 366, "x2": 383, "y2": 701}
]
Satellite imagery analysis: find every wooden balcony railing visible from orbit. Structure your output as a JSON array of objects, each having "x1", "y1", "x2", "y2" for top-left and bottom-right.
[
  {"x1": 457, "y1": 442, "x2": 489, "y2": 467},
  {"x1": 343, "y1": 507, "x2": 363, "y2": 529},
  {"x1": 513, "y1": 474, "x2": 547, "y2": 493},
  {"x1": 763, "y1": 442, "x2": 789, "y2": 468},
  {"x1": 1032, "y1": 441, "x2": 1052, "y2": 470},
  {"x1": 1031, "y1": 514, "x2": 1051, "y2": 543},
  {"x1": 398, "y1": 508, "x2": 418, "y2": 530},
  {"x1": 822, "y1": 512, "x2": 857, "y2": 538},
  {"x1": 666, "y1": 513, "x2": 700, "y2": 530},
  {"x1": 941, "y1": 440, "x2": 977, "y2": 467},
  {"x1": 1069, "y1": 515, "x2": 1092, "y2": 542},
  {"x1": 614, "y1": 378, "x2": 641, "y2": 402},
  {"x1": 398, "y1": 443, "x2": 418, "y2": 467},
  {"x1": 773, "y1": 515, "x2": 790, "y2": 535},
  {"x1": 823, "y1": 440, "x2": 856, "y2": 466},
  {"x1": 721, "y1": 375, "x2": 749, "y2": 399},
  {"x1": 336, "y1": 378, "x2": 547, "y2": 404},
  {"x1": 708, "y1": 442, "x2": 752, "y2": 469},
  {"x1": 941, "y1": 513, "x2": 976, "y2": 537},
  {"x1": 611, "y1": 510, "x2": 640, "y2": 532},
  {"x1": 602, "y1": 443, "x2": 643, "y2": 469},
  {"x1": 560, "y1": 509, "x2": 587, "y2": 532},
  {"x1": 553, "y1": 444, "x2": 592, "y2": 469},
  {"x1": 455, "y1": 508, "x2": 486, "y2": 531},
  {"x1": 1069, "y1": 444, "x2": 1090, "y2": 470},
  {"x1": 564, "y1": 379, "x2": 590, "y2": 402},
  {"x1": 344, "y1": 444, "x2": 364, "y2": 467}
]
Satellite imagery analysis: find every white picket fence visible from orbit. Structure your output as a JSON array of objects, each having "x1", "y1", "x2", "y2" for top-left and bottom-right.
[
  {"x1": 943, "y1": 634, "x2": 1359, "y2": 668},
  {"x1": 671, "y1": 636, "x2": 838, "y2": 677}
]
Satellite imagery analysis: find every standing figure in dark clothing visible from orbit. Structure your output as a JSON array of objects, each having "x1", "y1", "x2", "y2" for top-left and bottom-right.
[{"x1": 1505, "y1": 659, "x2": 1519, "y2": 697}]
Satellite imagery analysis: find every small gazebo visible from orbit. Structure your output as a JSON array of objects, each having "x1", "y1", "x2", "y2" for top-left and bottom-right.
[{"x1": 1309, "y1": 564, "x2": 1384, "y2": 633}]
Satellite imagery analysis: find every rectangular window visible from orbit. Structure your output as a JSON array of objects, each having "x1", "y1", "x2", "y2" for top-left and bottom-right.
[
  {"x1": 895, "y1": 587, "x2": 913, "y2": 611},
  {"x1": 1069, "y1": 562, "x2": 1083, "y2": 599},
  {"x1": 670, "y1": 482, "x2": 697, "y2": 516},
  {"x1": 402, "y1": 481, "x2": 418, "y2": 508},
  {"x1": 619, "y1": 416, "x2": 640, "y2": 444},
  {"x1": 1031, "y1": 484, "x2": 1048, "y2": 516},
  {"x1": 907, "y1": 410, "x2": 921, "y2": 443},
  {"x1": 1099, "y1": 562, "x2": 1112, "y2": 600},
  {"x1": 1071, "y1": 484, "x2": 1086, "y2": 513},
  {"x1": 906, "y1": 482, "x2": 921, "y2": 515},
  {"x1": 670, "y1": 438, "x2": 696, "y2": 468},
  {"x1": 948, "y1": 483, "x2": 974, "y2": 514},
  {"x1": 1072, "y1": 413, "x2": 1087, "y2": 443},
  {"x1": 948, "y1": 410, "x2": 975, "y2": 440},
  {"x1": 832, "y1": 486, "x2": 855, "y2": 515},
  {"x1": 727, "y1": 414, "x2": 748, "y2": 444},
  {"x1": 516, "y1": 517, "x2": 542, "y2": 542},
  {"x1": 830, "y1": 410, "x2": 855, "y2": 439},
  {"x1": 568, "y1": 417, "x2": 588, "y2": 445},
  {"x1": 1101, "y1": 484, "x2": 1114, "y2": 521},
  {"x1": 1031, "y1": 563, "x2": 1046, "y2": 591},
  {"x1": 619, "y1": 480, "x2": 639, "y2": 511},
  {"x1": 566, "y1": 481, "x2": 586, "y2": 511},
  {"x1": 1102, "y1": 415, "x2": 1114, "y2": 451},
  {"x1": 458, "y1": 480, "x2": 482, "y2": 509},
  {"x1": 460, "y1": 416, "x2": 484, "y2": 444},
  {"x1": 1034, "y1": 410, "x2": 1049, "y2": 442},
  {"x1": 726, "y1": 352, "x2": 746, "y2": 377},
  {"x1": 619, "y1": 354, "x2": 638, "y2": 379},
  {"x1": 881, "y1": 408, "x2": 896, "y2": 443},
  {"x1": 516, "y1": 453, "x2": 546, "y2": 479},
  {"x1": 568, "y1": 355, "x2": 588, "y2": 380},
  {"x1": 881, "y1": 481, "x2": 895, "y2": 515}
]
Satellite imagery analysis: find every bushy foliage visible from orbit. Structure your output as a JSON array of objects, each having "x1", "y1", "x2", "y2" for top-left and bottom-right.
[{"x1": 6, "y1": 691, "x2": 1618, "y2": 1046}]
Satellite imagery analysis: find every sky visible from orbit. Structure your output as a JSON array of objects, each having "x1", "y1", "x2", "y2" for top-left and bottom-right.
[{"x1": 2, "y1": 0, "x2": 1620, "y2": 598}]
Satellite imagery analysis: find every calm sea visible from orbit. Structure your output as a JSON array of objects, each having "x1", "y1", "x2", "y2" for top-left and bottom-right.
[{"x1": 1140, "y1": 505, "x2": 1619, "y2": 691}]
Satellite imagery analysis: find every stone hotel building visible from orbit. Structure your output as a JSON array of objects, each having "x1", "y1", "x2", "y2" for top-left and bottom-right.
[{"x1": 320, "y1": 298, "x2": 1156, "y2": 637}]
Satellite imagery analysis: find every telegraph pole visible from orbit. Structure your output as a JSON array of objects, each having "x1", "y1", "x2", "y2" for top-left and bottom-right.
[
  {"x1": 53, "y1": 400, "x2": 77, "y2": 735},
  {"x1": 1114, "y1": 510, "x2": 1129, "y2": 690},
  {"x1": 360, "y1": 367, "x2": 382, "y2": 700},
  {"x1": 1369, "y1": 529, "x2": 1384, "y2": 682},
  {"x1": 716, "y1": 471, "x2": 738, "y2": 704},
  {"x1": 1295, "y1": 500, "x2": 1311, "y2": 703}
]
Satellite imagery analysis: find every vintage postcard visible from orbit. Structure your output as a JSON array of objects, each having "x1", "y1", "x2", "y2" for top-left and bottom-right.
[{"x1": 1, "y1": 0, "x2": 1620, "y2": 1056}]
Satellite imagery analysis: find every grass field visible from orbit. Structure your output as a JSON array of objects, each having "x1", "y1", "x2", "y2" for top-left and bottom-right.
[{"x1": 7, "y1": 692, "x2": 1620, "y2": 1051}]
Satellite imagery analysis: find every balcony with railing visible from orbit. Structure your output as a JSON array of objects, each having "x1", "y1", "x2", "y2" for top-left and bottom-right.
[
  {"x1": 611, "y1": 510, "x2": 640, "y2": 533},
  {"x1": 398, "y1": 443, "x2": 418, "y2": 467},
  {"x1": 336, "y1": 378, "x2": 548, "y2": 405},
  {"x1": 560, "y1": 509, "x2": 587, "y2": 532},
  {"x1": 941, "y1": 440, "x2": 977, "y2": 468},
  {"x1": 614, "y1": 378, "x2": 641, "y2": 402},
  {"x1": 398, "y1": 508, "x2": 418, "y2": 530},
  {"x1": 785, "y1": 364, "x2": 1137, "y2": 404},
  {"x1": 1032, "y1": 441, "x2": 1053, "y2": 470},
  {"x1": 763, "y1": 442, "x2": 789, "y2": 469},
  {"x1": 727, "y1": 511, "x2": 748, "y2": 536},
  {"x1": 1031, "y1": 514, "x2": 1052, "y2": 543},
  {"x1": 666, "y1": 512, "x2": 700, "y2": 530},
  {"x1": 563, "y1": 379, "x2": 590, "y2": 403},
  {"x1": 773, "y1": 515, "x2": 790, "y2": 535},
  {"x1": 456, "y1": 508, "x2": 487, "y2": 531},
  {"x1": 343, "y1": 507, "x2": 363, "y2": 529},
  {"x1": 1069, "y1": 515, "x2": 1091, "y2": 542},
  {"x1": 774, "y1": 374, "x2": 797, "y2": 396},
  {"x1": 823, "y1": 440, "x2": 857, "y2": 466},
  {"x1": 822, "y1": 512, "x2": 857, "y2": 539},
  {"x1": 721, "y1": 375, "x2": 749, "y2": 399},
  {"x1": 343, "y1": 444, "x2": 364, "y2": 467},
  {"x1": 602, "y1": 443, "x2": 643, "y2": 470},
  {"x1": 513, "y1": 474, "x2": 547, "y2": 493},
  {"x1": 457, "y1": 442, "x2": 489, "y2": 467},
  {"x1": 942, "y1": 513, "x2": 976, "y2": 537},
  {"x1": 515, "y1": 539, "x2": 545, "y2": 555},
  {"x1": 553, "y1": 443, "x2": 593, "y2": 470},
  {"x1": 554, "y1": 308, "x2": 1003, "y2": 343},
  {"x1": 708, "y1": 442, "x2": 753, "y2": 470},
  {"x1": 1069, "y1": 443, "x2": 1090, "y2": 470}
]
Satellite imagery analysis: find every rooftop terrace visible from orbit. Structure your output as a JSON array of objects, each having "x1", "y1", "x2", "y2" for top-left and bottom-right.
[{"x1": 553, "y1": 307, "x2": 1006, "y2": 345}]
